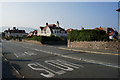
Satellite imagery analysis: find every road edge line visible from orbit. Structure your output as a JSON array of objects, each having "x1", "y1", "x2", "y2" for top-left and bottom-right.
[
  {"x1": 58, "y1": 47, "x2": 119, "y2": 56},
  {"x1": 2, "y1": 55, "x2": 25, "y2": 78}
]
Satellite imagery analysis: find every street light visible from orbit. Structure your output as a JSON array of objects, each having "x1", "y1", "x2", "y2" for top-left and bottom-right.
[{"x1": 116, "y1": 8, "x2": 120, "y2": 39}]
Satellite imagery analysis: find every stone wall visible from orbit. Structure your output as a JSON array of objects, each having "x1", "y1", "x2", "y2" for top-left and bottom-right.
[
  {"x1": 22, "y1": 39, "x2": 42, "y2": 45},
  {"x1": 68, "y1": 40, "x2": 120, "y2": 51}
]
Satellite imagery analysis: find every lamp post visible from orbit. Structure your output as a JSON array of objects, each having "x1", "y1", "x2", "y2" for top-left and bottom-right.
[{"x1": 116, "y1": 8, "x2": 120, "y2": 39}]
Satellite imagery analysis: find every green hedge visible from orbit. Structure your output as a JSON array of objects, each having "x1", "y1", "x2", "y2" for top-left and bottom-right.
[
  {"x1": 26, "y1": 35, "x2": 62, "y2": 43},
  {"x1": 68, "y1": 30, "x2": 109, "y2": 42},
  {"x1": 2, "y1": 32, "x2": 5, "y2": 39}
]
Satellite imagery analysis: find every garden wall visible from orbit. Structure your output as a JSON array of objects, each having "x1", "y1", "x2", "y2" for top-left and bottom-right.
[
  {"x1": 22, "y1": 39, "x2": 42, "y2": 45},
  {"x1": 68, "y1": 40, "x2": 120, "y2": 51}
]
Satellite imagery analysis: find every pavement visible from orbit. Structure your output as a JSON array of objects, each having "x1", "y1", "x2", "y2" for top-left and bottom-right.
[
  {"x1": 1, "y1": 40, "x2": 120, "y2": 79},
  {"x1": 58, "y1": 47, "x2": 119, "y2": 56}
]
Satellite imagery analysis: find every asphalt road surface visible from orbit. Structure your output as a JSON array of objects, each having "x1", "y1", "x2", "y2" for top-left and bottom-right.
[
  {"x1": 2, "y1": 40, "x2": 119, "y2": 79},
  {"x1": 0, "y1": 42, "x2": 2, "y2": 79}
]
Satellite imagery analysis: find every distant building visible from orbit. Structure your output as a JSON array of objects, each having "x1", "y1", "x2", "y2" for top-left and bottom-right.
[
  {"x1": 94, "y1": 27, "x2": 118, "y2": 40},
  {"x1": 4, "y1": 27, "x2": 27, "y2": 38},
  {"x1": 27, "y1": 30, "x2": 37, "y2": 37},
  {"x1": 66, "y1": 28, "x2": 73, "y2": 34},
  {"x1": 37, "y1": 21, "x2": 67, "y2": 38}
]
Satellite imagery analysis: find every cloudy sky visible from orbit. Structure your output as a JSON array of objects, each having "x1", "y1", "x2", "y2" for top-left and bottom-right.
[{"x1": 0, "y1": 0, "x2": 119, "y2": 32}]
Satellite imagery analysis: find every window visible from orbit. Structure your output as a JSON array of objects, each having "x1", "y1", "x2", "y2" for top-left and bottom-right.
[
  {"x1": 60, "y1": 30, "x2": 61, "y2": 33},
  {"x1": 57, "y1": 31, "x2": 59, "y2": 33},
  {"x1": 44, "y1": 30, "x2": 46, "y2": 34},
  {"x1": 109, "y1": 30, "x2": 112, "y2": 33}
]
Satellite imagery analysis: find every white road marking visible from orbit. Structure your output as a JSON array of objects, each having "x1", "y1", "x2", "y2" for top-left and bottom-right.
[
  {"x1": 56, "y1": 59, "x2": 83, "y2": 68},
  {"x1": 2, "y1": 55, "x2": 24, "y2": 78},
  {"x1": 32, "y1": 48, "x2": 120, "y2": 69},
  {"x1": 11, "y1": 43, "x2": 120, "y2": 69},
  {"x1": 28, "y1": 63, "x2": 55, "y2": 78},
  {"x1": 28, "y1": 59, "x2": 81, "y2": 78},
  {"x1": 36, "y1": 63, "x2": 66, "y2": 75},
  {"x1": 14, "y1": 53, "x2": 19, "y2": 58},
  {"x1": 14, "y1": 51, "x2": 36, "y2": 58},
  {"x1": 45, "y1": 60, "x2": 74, "y2": 71}
]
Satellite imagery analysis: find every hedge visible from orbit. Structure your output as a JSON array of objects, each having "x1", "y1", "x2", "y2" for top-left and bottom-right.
[
  {"x1": 68, "y1": 30, "x2": 109, "y2": 42},
  {"x1": 26, "y1": 35, "x2": 62, "y2": 43}
]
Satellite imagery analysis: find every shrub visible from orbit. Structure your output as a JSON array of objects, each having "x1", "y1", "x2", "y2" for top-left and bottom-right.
[
  {"x1": 68, "y1": 29, "x2": 109, "y2": 42},
  {"x1": 13, "y1": 36, "x2": 16, "y2": 40},
  {"x1": 22, "y1": 35, "x2": 27, "y2": 39},
  {"x1": 25, "y1": 35, "x2": 62, "y2": 43},
  {"x1": 2, "y1": 32, "x2": 5, "y2": 39}
]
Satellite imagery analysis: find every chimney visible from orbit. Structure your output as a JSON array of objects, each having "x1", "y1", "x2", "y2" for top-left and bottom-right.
[
  {"x1": 56, "y1": 21, "x2": 59, "y2": 27},
  {"x1": 114, "y1": 27, "x2": 116, "y2": 31},
  {"x1": 8, "y1": 28, "x2": 10, "y2": 31},
  {"x1": 46, "y1": 23, "x2": 48, "y2": 26},
  {"x1": 13, "y1": 27, "x2": 16, "y2": 30}
]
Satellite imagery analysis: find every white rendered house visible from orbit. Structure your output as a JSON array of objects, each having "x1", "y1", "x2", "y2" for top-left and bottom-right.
[{"x1": 37, "y1": 21, "x2": 67, "y2": 38}]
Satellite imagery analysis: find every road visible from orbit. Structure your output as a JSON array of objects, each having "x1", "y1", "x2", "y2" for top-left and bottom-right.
[
  {"x1": 0, "y1": 42, "x2": 2, "y2": 79},
  {"x1": 2, "y1": 40, "x2": 119, "y2": 79}
]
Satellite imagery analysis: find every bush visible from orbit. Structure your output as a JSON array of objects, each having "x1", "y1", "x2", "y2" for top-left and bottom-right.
[
  {"x1": 13, "y1": 36, "x2": 16, "y2": 40},
  {"x1": 68, "y1": 30, "x2": 109, "y2": 42},
  {"x1": 25, "y1": 35, "x2": 62, "y2": 43},
  {"x1": 22, "y1": 35, "x2": 27, "y2": 39},
  {"x1": 2, "y1": 32, "x2": 5, "y2": 39}
]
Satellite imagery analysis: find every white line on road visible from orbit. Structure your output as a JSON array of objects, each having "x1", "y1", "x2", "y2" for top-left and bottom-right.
[
  {"x1": 14, "y1": 53, "x2": 19, "y2": 58},
  {"x1": 11, "y1": 43, "x2": 120, "y2": 69},
  {"x1": 32, "y1": 48, "x2": 120, "y2": 69},
  {"x1": 2, "y1": 55, "x2": 24, "y2": 78}
]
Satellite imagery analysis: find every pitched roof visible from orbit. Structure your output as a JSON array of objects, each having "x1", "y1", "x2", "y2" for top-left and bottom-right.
[
  {"x1": 94, "y1": 27, "x2": 116, "y2": 36},
  {"x1": 42, "y1": 24, "x2": 56, "y2": 31},
  {"x1": 108, "y1": 28, "x2": 114, "y2": 36},
  {"x1": 109, "y1": 31, "x2": 114, "y2": 36},
  {"x1": 42, "y1": 24, "x2": 65, "y2": 31},
  {"x1": 94, "y1": 27, "x2": 103, "y2": 30},
  {"x1": 39, "y1": 27, "x2": 44, "y2": 30},
  {"x1": 5, "y1": 30, "x2": 26, "y2": 33},
  {"x1": 66, "y1": 28, "x2": 73, "y2": 32}
]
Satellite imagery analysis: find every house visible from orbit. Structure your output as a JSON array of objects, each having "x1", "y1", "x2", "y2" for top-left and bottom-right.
[
  {"x1": 4, "y1": 27, "x2": 27, "y2": 38},
  {"x1": 37, "y1": 21, "x2": 67, "y2": 38},
  {"x1": 27, "y1": 30, "x2": 37, "y2": 37},
  {"x1": 66, "y1": 28, "x2": 73, "y2": 34},
  {"x1": 94, "y1": 27, "x2": 118, "y2": 39}
]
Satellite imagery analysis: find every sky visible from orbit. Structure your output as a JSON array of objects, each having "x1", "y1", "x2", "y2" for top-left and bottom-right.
[{"x1": 0, "y1": 1, "x2": 119, "y2": 32}]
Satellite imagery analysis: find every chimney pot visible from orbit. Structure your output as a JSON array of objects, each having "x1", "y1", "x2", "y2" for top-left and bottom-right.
[{"x1": 46, "y1": 23, "x2": 48, "y2": 26}]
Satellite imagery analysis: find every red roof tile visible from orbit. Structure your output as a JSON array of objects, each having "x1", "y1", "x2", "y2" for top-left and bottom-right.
[
  {"x1": 109, "y1": 31, "x2": 114, "y2": 36},
  {"x1": 66, "y1": 28, "x2": 73, "y2": 32}
]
